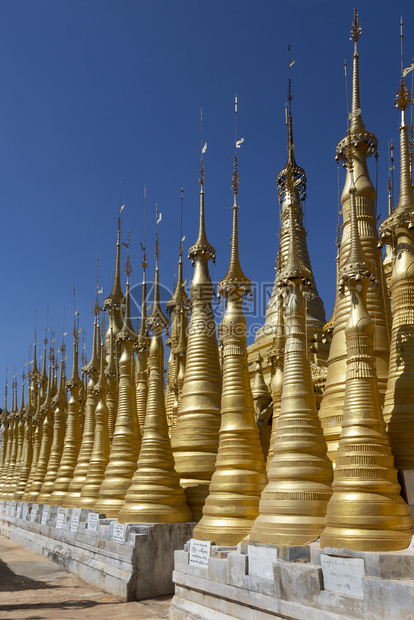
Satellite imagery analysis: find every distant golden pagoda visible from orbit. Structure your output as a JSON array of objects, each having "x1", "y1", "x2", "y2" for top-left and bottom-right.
[
  {"x1": 250, "y1": 166, "x2": 333, "y2": 546},
  {"x1": 13, "y1": 377, "x2": 33, "y2": 501},
  {"x1": 171, "y1": 127, "x2": 222, "y2": 521},
  {"x1": 135, "y1": 231, "x2": 150, "y2": 434},
  {"x1": 266, "y1": 290, "x2": 284, "y2": 466},
  {"x1": 118, "y1": 207, "x2": 191, "y2": 524},
  {"x1": 94, "y1": 244, "x2": 141, "y2": 518},
  {"x1": 254, "y1": 64, "x2": 327, "y2": 370},
  {"x1": 318, "y1": 10, "x2": 391, "y2": 463}
]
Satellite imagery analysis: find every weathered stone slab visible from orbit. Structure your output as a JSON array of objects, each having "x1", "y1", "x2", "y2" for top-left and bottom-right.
[
  {"x1": 248, "y1": 543, "x2": 278, "y2": 580},
  {"x1": 320, "y1": 554, "x2": 364, "y2": 599}
]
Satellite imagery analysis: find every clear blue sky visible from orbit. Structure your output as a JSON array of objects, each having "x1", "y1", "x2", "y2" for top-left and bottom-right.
[{"x1": 0, "y1": 1, "x2": 413, "y2": 397}]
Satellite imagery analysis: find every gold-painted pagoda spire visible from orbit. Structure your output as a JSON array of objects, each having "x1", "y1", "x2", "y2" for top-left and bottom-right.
[
  {"x1": 0, "y1": 375, "x2": 16, "y2": 499},
  {"x1": 171, "y1": 111, "x2": 222, "y2": 520},
  {"x1": 37, "y1": 342, "x2": 67, "y2": 503},
  {"x1": 135, "y1": 189, "x2": 150, "y2": 434},
  {"x1": 105, "y1": 325, "x2": 118, "y2": 441},
  {"x1": 321, "y1": 143, "x2": 412, "y2": 551},
  {"x1": 255, "y1": 53, "x2": 327, "y2": 363},
  {"x1": 95, "y1": 235, "x2": 141, "y2": 518},
  {"x1": 79, "y1": 340, "x2": 110, "y2": 507},
  {"x1": 379, "y1": 21, "x2": 414, "y2": 475},
  {"x1": 166, "y1": 189, "x2": 190, "y2": 435},
  {"x1": 119, "y1": 209, "x2": 191, "y2": 523},
  {"x1": 63, "y1": 302, "x2": 100, "y2": 507},
  {"x1": 104, "y1": 191, "x2": 125, "y2": 357},
  {"x1": 319, "y1": 9, "x2": 391, "y2": 463},
  {"x1": 0, "y1": 374, "x2": 9, "y2": 480},
  {"x1": 50, "y1": 313, "x2": 83, "y2": 505},
  {"x1": 250, "y1": 157, "x2": 333, "y2": 546},
  {"x1": 14, "y1": 374, "x2": 33, "y2": 501},
  {"x1": 194, "y1": 100, "x2": 267, "y2": 544},
  {"x1": 5, "y1": 370, "x2": 26, "y2": 499}
]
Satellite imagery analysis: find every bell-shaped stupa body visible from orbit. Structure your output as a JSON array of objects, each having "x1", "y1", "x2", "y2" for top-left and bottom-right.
[
  {"x1": 250, "y1": 181, "x2": 333, "y2": 547},
  {"x1": 94, "y1": 281, "x2": 141, "y2": 517},
  {"x1": 193, "y1": 148, "x2": 267, "y2": 545},
  {"x1": 379, "y1": 73, "x2": 414, "y2": 471},
  {"x1": 266, "y1": 291, "x2": 285, "y2": 467},
  {"x1": 78, "y1": 342, "x2": 111, "y2": 508},
  {"x1": 171, "y1": 159, "x2": 222, "y2": 520},
  {"x1": 0, "y1": 384, "x2": 17, "y2": 498},
  {"x1": 318, "y1": 11, "x2": 391, "y2": 463},
  {"x1": 63, "y1": 311, "x2": 100, "y2": 507},
  {"x1": 321, "y1": 148, "x2": 412, "y2": 551},
  {"x1": 49, "y1": 330, "x2": 83, "y2": 505},
  {"x1": 118, "y1": 234, "x2": 191, "y2": 524},
  {"x1": 37, "y1": 355, "x2": 67, "y2": 503},
  {"x1": 254, "y1": 83, "x2": 327, "y2": 368}
]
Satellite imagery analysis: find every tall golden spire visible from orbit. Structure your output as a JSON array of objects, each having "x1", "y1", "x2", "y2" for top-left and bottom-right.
[
  {"x1": 104, "y1": 188, "x2": 125, "y2": 356},
  {"x1": 379, "y1": 21, "x2": 414, "y2": 470},
  {"x1": 172, "y1": 110, "x2": 222, "y2": 520},
  {"x1": 63, "y1": 302, "x2": 100, "y2": 507},
  {"x1": 321, "y1": 147, "x2": 412, "y2": 551},
  {"x1": 250, "y1": 158, "x2": 333, "y2": 546},
  {"x1": 5, "y1": 370, "x2": 26, "y2": 499},
  {"x1": 79, "y1": 340, "x2": 110, "y2": 508},
  {"x1": 0, "y1": 374, "x2": 16, "y2": 500},
  {"x1": 194, "y1": 100, "x2": 267, "y2": 544},
  {"x1": 0, "y1": 374, "x2": 9, "y2": 480},
  {"x1": 256, "y1": 55, "x2": 327, "y2": 363},
  {"x1": 135, "y1": 191, "x2": 151, "y2": 433},
  {"x1": 50, "y1": 314, "x2": 83, "y2": 505},
  {"x1": 37, "y1": 346, "x2": 67, "y2": 503},
  {"x1": 166, "y1": 189, "x2": 190, "y2": 434},
  {"x1": 118, "y1": 215, "x2": 191, "y2": 524},
  {"x1": 319, "y1": 9, "x2": 390, "y2": 463},
  {"x1": 105, "y1": 325, "x2": 118, "y2": 441},
  {"x1": 14, "y1": 375, "x2": 33, "y2": 501},
  {"x1": 95, "y1": 237, "x2": 141, "y2": 518}
]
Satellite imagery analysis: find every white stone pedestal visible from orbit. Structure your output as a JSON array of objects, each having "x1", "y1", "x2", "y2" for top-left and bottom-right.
[
  {"x1": 170, "y1": 539, "x2": 414, "y2": 619},
  {"x1": 0, "y1": 500, "x2": 195, "y2": 601}
]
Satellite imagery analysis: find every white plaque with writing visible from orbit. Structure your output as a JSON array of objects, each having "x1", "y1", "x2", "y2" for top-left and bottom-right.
[
  {"x1": 10, "y1": 504, "x2": 16, "y2": 518},
  {"x1": 16, "y1": 505, "x2": 22, "y2": 519},
  {"x1": 41, "y1": 511, "x2": 49, "y2": 525},
  {"x1": 87, "y1": 512, "x2": 99, "y2": 531},
  {"x1": 22, "y1": 506, "x2": 28, "y2": 520},
  {"x1": 30, "y1": 509, "x2": 38, "y2": 522},
  {"x1": 321, "y1": 554, "x2": 365, "y2": 598},
  {"x1": 70, "y1": 509, "x2": 80, "y2": 532},
  {"x1": 113, "y1": 522, "x2": 125, "y2": 544},
  {"x1": 5, "y1": 503, "x2": 10, "y2": 517},
  {"x1": 55, "y1": 513, "x2": 65, "y2": 529},
  {"x1": 189, "y1": 539, "x2": 211, "y2": 567}
]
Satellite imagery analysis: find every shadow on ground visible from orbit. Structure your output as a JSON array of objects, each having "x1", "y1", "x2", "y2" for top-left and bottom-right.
[{"x1": 0, "y1": 558, "x2": 62, "y2": 592}]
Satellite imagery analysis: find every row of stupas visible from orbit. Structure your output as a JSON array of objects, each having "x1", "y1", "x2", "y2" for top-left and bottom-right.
[{"x1": 1, "y1": 9, "x2": 414, "y2": 553}]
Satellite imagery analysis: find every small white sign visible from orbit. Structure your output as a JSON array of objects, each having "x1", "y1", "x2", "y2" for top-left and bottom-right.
[
  {"x1": 22, "y1": 506, "x2": 29, "y2": 520},
  {"x1": 55, "y1": 513, "x2": 65, "y2": 529},
  {"x1": 321, "y1": 554, "x2": 365, "y2": 598},
  {"x1": 189, "y1": 539, "x2": 211, "y2": 567},
  {"x1": 10, "y1": 503, "x2": 16, "y2": 518},
  {"x1": 87, "y1": 512, "x2": 99, "y2": 531},
  {"x1": 16, "y1": 505, "x2": 22, "y2": 519},
  {"x1": 113, "y1": 522, "x2": 125, "y2": 544},
  {"x1": 41, "y1": 511, "x2": 49, "y2": 525},
  {"x1": 5, "y1": 503, "x2": 10, "y2": 517},
  {"x1": 70, "y1": 509, "x2": 80, "y2": 532},
  {"x1": 30, "y1": 509, "x2": 38, "y2": 522}
]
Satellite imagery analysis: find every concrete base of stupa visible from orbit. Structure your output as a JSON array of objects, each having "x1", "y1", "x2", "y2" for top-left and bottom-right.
[
  {"x1": 170, "y1": 538, "x2": 414, "y2": 619},
  {"x1": 0, "y1": 499, "x2": 195, "y2": 601}
]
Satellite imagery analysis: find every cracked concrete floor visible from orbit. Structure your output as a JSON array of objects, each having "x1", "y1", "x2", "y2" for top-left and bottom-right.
[{"x1": 0, "y1": 534, "x2": 172, "y2": 619}]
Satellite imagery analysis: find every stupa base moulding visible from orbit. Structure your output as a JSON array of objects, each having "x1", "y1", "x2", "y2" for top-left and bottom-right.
[
  {"x1": 170, "y1": 539, "x2": 414, "y2": 619},
  {"x1": 0, "y1": 500, "x2": 195, "y2": 601}
]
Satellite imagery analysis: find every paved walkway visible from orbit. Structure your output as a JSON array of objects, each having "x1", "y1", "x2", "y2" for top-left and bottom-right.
[{"x1": 0, "y1": 534, "x2": 172, "y2": 619}]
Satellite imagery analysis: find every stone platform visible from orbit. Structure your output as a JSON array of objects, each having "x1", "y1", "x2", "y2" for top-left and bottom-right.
[
  {"x1": 0, "y1": 500, "x2": 195, "y2": 601},
  {"x1": 170, "y1": 539, "x2": 414, "y2": 619}
]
